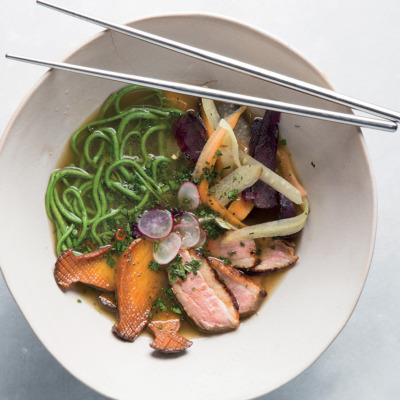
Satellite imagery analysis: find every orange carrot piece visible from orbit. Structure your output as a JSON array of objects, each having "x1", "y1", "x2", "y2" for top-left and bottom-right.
[
  {"x1": 163, "y1": 91, "x2": 199, "y2": 112},
  {"x1": 228, "y1": 194, "x2": 254, "y2": 221},
  {"x1": 148, "y1": 309, "x2": 192, "y2": 353},
  {"x1": 198, "y1": 180, "x2": 245, "y2": 228},
  {"x1": 200, "y1": 103, "x2": 224, "y2": 173},
  {"x1": 193, "y1": 106, "x2": 246, "y2": 179},
  {"x1": 54, "y1": 245, "x2": 115, "y2": 291},
  {"x1": 194, "y1": 106, "x2": 247, "y2": 227},
  {"x1": 113, "y1": 238, "x2": 163, "y2": 342},
  {"x1": 276, "y1": 148, "x2": 307, "y2": 196}
]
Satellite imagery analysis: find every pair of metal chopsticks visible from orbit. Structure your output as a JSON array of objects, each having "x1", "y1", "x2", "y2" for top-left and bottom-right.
[{"x1": 5, "y1": 0, "x2": 400, "y2": 132}]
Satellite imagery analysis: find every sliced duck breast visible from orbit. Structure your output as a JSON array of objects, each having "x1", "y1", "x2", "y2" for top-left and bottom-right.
[
  {"x1": 208, "y1": 235, "x2": 258, "y2": 269},
  {"x1": 250, "y1": 238, "x2": 298, "y2": 274},
  {"x1": 208, "y1": 257, "x2": 266, "y2": 317},
  {"x1": 169, "y1": 250, "x2": 239, "y2": 333}
]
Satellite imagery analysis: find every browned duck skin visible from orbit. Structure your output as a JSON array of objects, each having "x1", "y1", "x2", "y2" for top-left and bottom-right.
[
  {"x1": 170, "y1": 250, "x2": 239, "y2": 333},
  {"x1": 54, "y1": 245, "x2": 115, "y2": 291},
  {"x1": 148, "y1": 310, "x2": 192, "y2": 354},
  {"x1": 249, "y1": 238, "x2": 298, "y2": 274},
  {"x1": 208, "y1": 236, "x2": 258, "y2": 269},
  {"x1": 208, "y1": 257, "x2": 266, "y2": 317},
  {"x1": 113, "y1": 238, "x2": 164, "y2": 342}
]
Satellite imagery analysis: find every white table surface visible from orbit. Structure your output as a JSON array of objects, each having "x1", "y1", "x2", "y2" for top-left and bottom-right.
[{"x1": 1, "y1": 0, "x2": 399, "y2": 399}]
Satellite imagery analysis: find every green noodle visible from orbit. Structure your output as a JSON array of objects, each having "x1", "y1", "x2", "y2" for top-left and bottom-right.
[{"x1": 46, "y1": 85, "x2": 185, "y2": 255}]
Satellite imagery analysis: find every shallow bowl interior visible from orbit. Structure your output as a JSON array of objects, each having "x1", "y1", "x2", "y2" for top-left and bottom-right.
[{"x1": 0, "y1": 14, "x2": 376, "y2": 400}]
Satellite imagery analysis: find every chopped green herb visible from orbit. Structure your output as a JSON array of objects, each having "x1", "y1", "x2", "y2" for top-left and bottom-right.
[
  {"x1": 280, "y1": 139, "x2": 287, "y2": 145},
  {"x1": 165, "y1": 287, "x2": 175, "y2": 301},
  {"x1": 227, "y1": 189, "x2": 239, "y2": 201},
  {"x1": 158, "y1": 324, "x2": 164, "y2": 330},
  {"x1": 153, "y1": 299, "x2": 167, "y2": 312},
  {"x1": 170, "y1": 306, "x2": 182, "y2": 315},
  {"x1": 167, "y1": 255, "x2": 202, "y2": 283},
  {"x1": 240, "y1": 242, "x2": 245, "y2": 247},
  {"x1": 227, "y1": 250, "x2": 236, "y2": 256},
  {"x1": 77, "y1": 299, "x2": 82, "y2": 304},
  {"x1": 214, "y1": 149, "x2": 222, "y2": 158},
  {"x1": 106, "y1": 257, "x2": 116, "y2": 268},
  {"x1": 220, "y1": 256, "x2": 232, "y2": 265},
  {"x1": 149, "y1": 261, "x2": 161, "y2": 271},
  {"x1": 256, "y1": 248, "x2": 262, "y2": 256}
]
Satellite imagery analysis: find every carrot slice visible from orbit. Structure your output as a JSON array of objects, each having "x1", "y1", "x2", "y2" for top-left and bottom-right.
[
  {"x1": 54, "y1": 245, "x2": 115, "y2": 291},
  {"x1": 148, "y1": 309, "x2": 192, "y2": 353},
  {"x1": 163, "y1": 91, "x2": 199, "y2": 112},
  {"x1": 228, "y1": 194, "x2": 255, "y2": 221},
  {"x1": 198, "y1": 180, "x2": 245, "y2": 228},
  {"x1": 113, "y1": 238, "x2": 163, "y2": 342},
  {"x1": 194, "y1": 106, "x2": 247, "y2": 227},
  {"x1": 276, "y1": 147, "x2": 307, "y2": 197}
]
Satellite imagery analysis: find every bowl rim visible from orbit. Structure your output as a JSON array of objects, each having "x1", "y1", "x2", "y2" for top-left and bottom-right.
[{"x1": 0, "y1": 11, "x2": 378, "y2": 400}]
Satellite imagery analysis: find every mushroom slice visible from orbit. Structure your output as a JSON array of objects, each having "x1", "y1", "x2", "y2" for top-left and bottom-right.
[
  {"x1": 250, "y1": 238, "x2": 298, "y2": 274},
  {"x1": 54, "y1": 245, "x2": 115, "y2": 291},
  {"x1": 148, "y1": 310, "x2": 192, "y2": 354},
  {"x1": 98, "y1": 292, "x2": 117, "y2": 312},
  {"x1": 113, "y1": 238, "x2": 163, "y2": 342},
  {"x1": 208, "y1": 257, "x2": 266, "y2": 317}
]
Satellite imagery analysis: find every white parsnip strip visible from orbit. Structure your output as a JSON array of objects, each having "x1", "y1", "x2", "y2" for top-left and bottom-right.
[
  {"x1": 219, "y1": 118, "x2": 241, "y2": 168},
  {"x1": 239, "y1": 150, "x2": 302, "y2": 204},
  {"x1": 213, "y1": 165, "x2": 262, "y2": 206},
  {"x1": 202, "y1": 98, "x2": 221, "y2": 131},
  {"x1": 222, "y1": 198, "x2": 309, "y2": 243}
]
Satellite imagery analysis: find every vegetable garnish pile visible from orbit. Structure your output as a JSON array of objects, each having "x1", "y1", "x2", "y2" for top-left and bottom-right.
[{"x1": 50, "y1": 85, "x2": 309, "y2": 354}]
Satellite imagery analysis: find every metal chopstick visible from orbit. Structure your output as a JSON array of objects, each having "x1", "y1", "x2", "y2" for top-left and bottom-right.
[
  {"x1": 37, "y1": 0, "x2": 400, "y2": 123},
  {"x1": 5, "y1": 54, "x2": 397, "y2": 132}
]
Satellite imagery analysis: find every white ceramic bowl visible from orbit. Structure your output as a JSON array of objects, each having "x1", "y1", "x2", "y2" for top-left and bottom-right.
[{"x1": 0, "y1": 14, "x2": 376, "y2": 400}]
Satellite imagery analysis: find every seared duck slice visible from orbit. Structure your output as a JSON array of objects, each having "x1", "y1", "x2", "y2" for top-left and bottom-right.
[
  {"x1": 208, "y1": 257, "x2": 266, "y2": 317},
  {"x1": 113, "y1": 238, "x2": 163, "y2": 342},
  {"x1": 250, "y1": 238, "x2": 298, "y2": 274},
  {"x1": 208, "y1": 236, "x2": 257, "y2": 269},
  {"x1": 54, "y1": 245, "x2": 115, "y2": 291},
  {"x1": 170, "y1": 250, "x2": 239, "y2": 333},
  {"x1": 148, "y1": 309, "x2": 192, "y2": 354}
]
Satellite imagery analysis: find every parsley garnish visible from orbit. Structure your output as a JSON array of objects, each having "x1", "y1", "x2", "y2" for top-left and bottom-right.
[
  {"x1": 167, "y1": 255, "x2": 201, "y2": 283},
  {"x1": 153, "y1": 299, "x2": 167, "y2": 312},
  {"x1": 149, "y1": 261, "x2": 161, "y2": 271},
  {"x1": 170, "y1": 306, "x2": 182, "y2": 315},
  {"x1": 220, "y1": 257, "x2": 232, "y2": 265},
  {"x1": 106, "y1": 257, "x2": 116, "y2": 268},
  {"x1": 228, "y1": 189, "x2": 239, "y2": 201}
]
